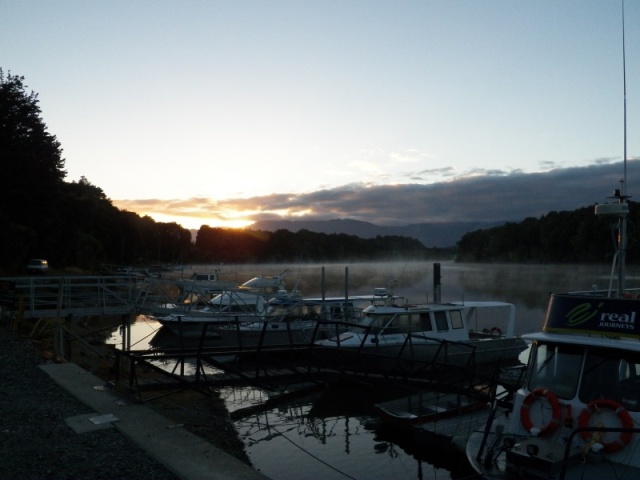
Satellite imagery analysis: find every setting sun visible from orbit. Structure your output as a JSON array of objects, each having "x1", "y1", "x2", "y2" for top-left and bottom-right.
[{"x1": 140, "y1": 212, "x2": 255, "y2": 230}]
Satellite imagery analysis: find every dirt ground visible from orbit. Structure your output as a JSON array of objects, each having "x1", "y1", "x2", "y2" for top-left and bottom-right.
[{"x1": 15, "y1": 314, "x2": 252, "y2": 467}]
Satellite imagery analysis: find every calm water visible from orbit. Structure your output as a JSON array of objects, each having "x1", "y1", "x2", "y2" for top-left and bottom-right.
[{"x1": 109, "y1": 261, "x2": 624, "y2": 480}]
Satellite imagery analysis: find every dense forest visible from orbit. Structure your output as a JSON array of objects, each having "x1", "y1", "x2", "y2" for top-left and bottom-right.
[
  {"x1": 0, "y1": 70, "x2": 446, "y2": 275},
  {"x1": 456, "y1": 201, "x2": 638, "y2": 263}
]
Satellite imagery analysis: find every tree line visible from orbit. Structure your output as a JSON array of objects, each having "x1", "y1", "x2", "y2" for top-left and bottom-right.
[
  {"x1": 8, "y1": 68, "x2": 629, "y2": 273},
  {"x1": 456, "y1": 201, "x2": 639, "y2": 263},
  {"x1": 0, "y1": 70, "x2": 448, "y2": 275}
]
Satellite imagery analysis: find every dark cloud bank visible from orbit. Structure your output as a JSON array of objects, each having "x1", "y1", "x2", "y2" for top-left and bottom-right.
[{"x1": 247, "y1": 160, "x2": 639, "y2": 247}]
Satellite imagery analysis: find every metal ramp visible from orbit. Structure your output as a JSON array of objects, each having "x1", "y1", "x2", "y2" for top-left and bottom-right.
[{"x1": 0, "y1": 275, "x2": 139, "y2": 319}]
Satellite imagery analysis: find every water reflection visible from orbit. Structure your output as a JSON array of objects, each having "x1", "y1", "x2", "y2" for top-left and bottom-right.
[
  {"x1": 226, "y1": 384, "x2": 482, "y2": 480},
  {"x1": 105, "y1": 261, "x2": 621, "y2": 479}
]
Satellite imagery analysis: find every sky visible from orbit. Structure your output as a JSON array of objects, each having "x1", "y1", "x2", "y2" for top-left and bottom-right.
[{"x1": 2, "y1": 1, "x2": 639, "y2": 230}]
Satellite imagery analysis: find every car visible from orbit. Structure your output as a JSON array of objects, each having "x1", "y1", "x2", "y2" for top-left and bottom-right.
[{"x1": 26, "y1": 259, "x2": 49, "y2": 274}]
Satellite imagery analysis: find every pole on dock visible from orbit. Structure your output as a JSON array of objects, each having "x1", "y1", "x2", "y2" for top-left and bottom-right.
[
  {"x1": 344, "y1": 267, "x2": 350, "y2": 320},
  {"x1": 433, "y1": 263, "x2": 441, "y2": 304},
  {"x1": 121, "y1": 314, "x2": 132, "y2": 352}
]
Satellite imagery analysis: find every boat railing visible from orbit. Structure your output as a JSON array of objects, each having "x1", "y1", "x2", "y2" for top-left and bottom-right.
[
  {"x1": 474, "y1": 394, "x2": 509, "y2": 467},
  {"x1": 473, "y1": 411, "x2": 640, "y2": 480},
  {"x1": 307, "y1": 318, "x2": 482, "y2": 378},
  {"x1": 559, "y1": 426, "x2": 640, "y2": 480},
  {"x1": 567, "y1": 286, "x2": 640, "y2": 298}
]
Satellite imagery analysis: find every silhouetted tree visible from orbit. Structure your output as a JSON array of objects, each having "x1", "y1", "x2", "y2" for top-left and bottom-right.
[
  {"x1": 0, "y1": 71, "x2": 194, "y2": 273},
  {"x1": 0, "y1": 69, "x2": 66, "y2": 267}
]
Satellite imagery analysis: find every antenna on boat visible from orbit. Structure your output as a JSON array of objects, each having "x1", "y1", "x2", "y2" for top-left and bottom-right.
[
  {"x1": 595, "y1": 0, "x2": 630, "y2": 297},
  {"x1": 622, "y1": 0, "x2": 628, "y2": 197}
]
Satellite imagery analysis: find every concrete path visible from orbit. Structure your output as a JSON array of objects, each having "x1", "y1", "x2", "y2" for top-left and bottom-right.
[{"x1": 40, "y1": 362, "x2": 270, "y2": 480}]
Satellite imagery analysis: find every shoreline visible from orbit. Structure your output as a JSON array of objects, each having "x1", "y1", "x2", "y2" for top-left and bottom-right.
[{"x1": 0, "y1": 320, "x2": 257, "y2": 479}]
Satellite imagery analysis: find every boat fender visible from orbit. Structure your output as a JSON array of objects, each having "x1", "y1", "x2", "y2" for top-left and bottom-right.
[
  {"x1": 490, "y1": 327, "x2": 502, "y2": 336},
  {"x1": 520, "y1": 388, "x2": 562, "y2": 436},
  {"x1": 577, "y1": 399, "x2": 634, "y2": 453}
]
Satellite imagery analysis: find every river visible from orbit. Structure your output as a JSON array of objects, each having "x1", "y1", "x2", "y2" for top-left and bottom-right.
[{"x1": 108, "y1": 260, "x2": 620, "y2": 480}]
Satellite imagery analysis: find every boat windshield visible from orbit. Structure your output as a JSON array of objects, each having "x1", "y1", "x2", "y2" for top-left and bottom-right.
[
  {"x1": 266, "y1": 302, "x2": 356, "y2": 321},
  {"x1": 528, "y1": 342, "x2": 640, "y2": 411},
  {"x1": 267, "y1": 303, "x2": 320, "y2": 319},
  {"x1": 357, "y1": 313, "x2": 393, "y2": 334},
  {"x1": 528, "y1": 343, "x2": 583, "y2": 400},
  {"x1": 579, "y1": 348, "x2": 640, "y2": 411}
]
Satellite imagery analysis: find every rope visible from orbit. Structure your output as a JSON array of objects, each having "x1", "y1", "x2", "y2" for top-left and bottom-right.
[{"x1": 266, "y1": 422, "x2": 359, "y2": 480}]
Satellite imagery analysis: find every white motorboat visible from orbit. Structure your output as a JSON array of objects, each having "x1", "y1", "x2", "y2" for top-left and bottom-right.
[
  {"x1": 155, "y1": 270, "x2": 296, "y2": 335},
  {"x1": 210, "y1": 290, "x2": 395, "y2": 348},
  {"x1": 175, "y1": 268, "x2": 238, "y2": 295},
  {"x1": 465, "y1": 197, "x2": 640, "y2": 478},
  {"x1": 314, "y1": 296, "x2": 527, "y2": 371}
]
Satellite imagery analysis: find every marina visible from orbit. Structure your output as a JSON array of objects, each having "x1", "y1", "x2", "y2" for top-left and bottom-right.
[{"x1": 1, "y1": 260, "x2": 634, "y2": 479}]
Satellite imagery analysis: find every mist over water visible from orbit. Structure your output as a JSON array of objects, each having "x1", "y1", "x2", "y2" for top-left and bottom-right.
[{"x1": 188, "y1": 260, "x2": 620, "y2": 335}]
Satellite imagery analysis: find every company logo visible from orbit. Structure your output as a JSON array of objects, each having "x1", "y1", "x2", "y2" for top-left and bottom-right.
[
  {"x1": 565, "y1": 301, "x2": 636, "y2": 331},
  {"x1": 566, "y1": 302, "x2": 602, "y2": 326}
]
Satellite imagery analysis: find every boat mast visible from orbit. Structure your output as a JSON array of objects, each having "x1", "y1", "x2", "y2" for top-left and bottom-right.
[
  {"x1": 595, "y1": 1, "x2": 629, "y2": 297},
  {"x1": 619, "y1": 0, "x2": 628, "y2": 296},
  {"x1": 623, "y1": 0, "x2": 627, "y2": 197}
]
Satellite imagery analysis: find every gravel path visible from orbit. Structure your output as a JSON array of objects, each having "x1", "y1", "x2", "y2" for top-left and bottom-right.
[{"x1": 0, "y1": 321, "x2": 248, "y2": 480}]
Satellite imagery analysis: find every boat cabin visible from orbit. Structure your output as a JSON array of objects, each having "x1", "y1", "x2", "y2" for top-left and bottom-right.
[
  {"x1": 525, "y1": 335, "x2": 640, "y2": 413},
  {"x1": 356, "y1": 305, "x2": 469, "y2": 343},
  {"x1": 264, "y1": 297, "x2": 358, "y2": 322},
  {"x1": 322, "y1": 301, "x2": 516, "y2": 347},
  {"x1": 236, "y1": 270, "x2": 292, "y2": 296},
  {"x1": 490, "y1": 293, "x2": 640, "y2": 477},
  {"x1": 189, "y1": 272, "x2": 221, "y2": 282},
  {"x1": 205, "y1": 291, "x2": 268, "y2": 315}
]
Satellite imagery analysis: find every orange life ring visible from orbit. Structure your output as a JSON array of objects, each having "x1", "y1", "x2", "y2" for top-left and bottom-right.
[
  {"x1": 520, "y1": 388, "x2": 562, "y2": 436},
  {"x1": 490, "y1": 326, "x2": 503, "y2": 336},
  {"x1": 577, "y1": 399, "x2": 634, "y2": 453}
]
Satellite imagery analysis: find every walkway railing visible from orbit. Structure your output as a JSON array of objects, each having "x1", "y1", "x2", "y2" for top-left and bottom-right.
[{"x1": 0, "y1": 275, "x2": 139, "y2": 319}]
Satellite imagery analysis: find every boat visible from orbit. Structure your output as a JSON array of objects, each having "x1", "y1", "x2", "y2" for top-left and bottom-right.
[
  {"x1": 209, "y1": 291, "x2": 395, "y2": 348},
  {"x1": 313, "y1": 280, "x2": 528, "y2": 375},
  {"x1": 465, "y1": 191, "x2": 640, "y2": 479},
  {"x1": 154, "y1": 270, "x2": 296, "y2": 335},
  {"x1": 374, "y1": 385, "x2": 491, "y2": 432},
  {"x1": 175, "y1": 268, "x2": 237, "y2": 293}
]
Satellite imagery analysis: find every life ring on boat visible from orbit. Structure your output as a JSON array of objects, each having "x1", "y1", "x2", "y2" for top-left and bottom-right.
[
  {"x1": 577, "y1": 399, "x2": 634, "y2": 453},
  {"x1": 490, "y1": 326, "x2": 503, "y2": 336},
  {"x1": 520, "y1": 388, "x2": 562, "y2": 436}
]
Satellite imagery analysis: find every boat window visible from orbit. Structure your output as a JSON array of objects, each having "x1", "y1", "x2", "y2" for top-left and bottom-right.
[
  {"x1": 224, "y1": 303, "x2": 259, "y2": 314},
  {"x1": 434, "y1": 311, "x2": 449, "y2": 332},
  {"x1": 194, "y1": 274, "x2": 215, "y2": 281},
  {"x1": 579, "y1": 348, "x2": 640, "y2": 411},
  {"x1": 420, "y1": 313, "x2": 433, "y2": 331},
  {"x1": 450, "y1": 310, "x2": 464, "y2": 329},
  {"x1": 359, "y1": 313, "x2": 392, "y2": 333},
  {"x1": 528, "y1": 343, "x2": 583, "y2": 400},
  {"x1": 385, "y1": 314, "x2": 413, "y2": 334}
]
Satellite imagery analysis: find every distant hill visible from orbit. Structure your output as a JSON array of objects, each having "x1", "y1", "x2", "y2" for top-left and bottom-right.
[{"x1": 247, "y1": 219, "x2": 502, "y2": 248}]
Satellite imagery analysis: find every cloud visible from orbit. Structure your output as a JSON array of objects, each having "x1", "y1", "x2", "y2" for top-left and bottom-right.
[{"x1": 112, "y1": 160, "x2": 640, "y2": 229}]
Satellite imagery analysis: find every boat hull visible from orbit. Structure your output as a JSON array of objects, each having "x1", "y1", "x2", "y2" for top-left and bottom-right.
[
  {"x1": 156, "y1": 315, "x2": 255, "y2": 338},
  {"x1": 309, "y1": 337, "x2": 527, "y2": 377},
  {"x1": 200, "y1": 321, "x2": 344, "y2": 348},
  {"x1": 375, "y1": 388, "x2": 490, "y2": 432}
]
